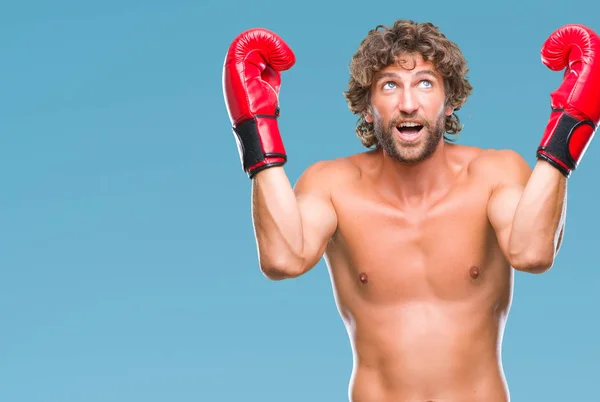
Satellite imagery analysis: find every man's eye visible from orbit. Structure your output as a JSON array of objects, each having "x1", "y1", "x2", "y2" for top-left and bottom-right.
[
  {"x1": 383, "y1": 81, "x2": 396, "y2": 89},
  {"x1": 419, "y1": 80, "x2": 432, "y2": 88}
]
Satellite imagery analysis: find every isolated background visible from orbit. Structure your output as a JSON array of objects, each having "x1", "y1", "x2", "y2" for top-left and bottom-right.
[{"x1": 2, "y1": 0, "x2": 600, "y2": 401}]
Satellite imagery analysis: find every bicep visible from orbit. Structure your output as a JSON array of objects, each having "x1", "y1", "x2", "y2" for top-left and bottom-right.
[
  {"x1": 293, "y1": 162, "x2": 339, "y2": 272},
  {"x1": 487, "y1": 184, "x2": 525, "y2": 258},
  {"x1": 484, "y1": 150, "x2": 531, "y2": 258},
  {"x1": 297, "y1": 193, "x2": 337, "y2": 269}
]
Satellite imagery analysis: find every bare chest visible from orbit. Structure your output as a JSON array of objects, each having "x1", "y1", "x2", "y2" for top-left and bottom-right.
[{"x1": 327, "y1": 182, "x2": 508, "y2": 304}]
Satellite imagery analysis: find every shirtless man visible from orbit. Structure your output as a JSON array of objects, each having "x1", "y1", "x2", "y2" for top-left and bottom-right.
[{"x1": 222, "y1": 20, "x2": 600, "y2": 401}]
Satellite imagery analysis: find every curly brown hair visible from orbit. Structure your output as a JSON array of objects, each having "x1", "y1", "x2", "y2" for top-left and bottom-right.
[{"x1": 344, "y1": 20, "x2": 473, "y2": 148}]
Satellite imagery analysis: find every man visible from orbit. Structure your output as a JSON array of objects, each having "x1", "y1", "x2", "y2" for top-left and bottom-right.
[{"x1": 222, "y1": 20, "x2": 600, "y2": 401}]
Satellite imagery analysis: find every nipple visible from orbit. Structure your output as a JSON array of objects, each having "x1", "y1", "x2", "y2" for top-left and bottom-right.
[
  {"x1": 469, "y1": 265, "x2": 480, "y2": 279},
  {"x1": 359, "y1": 272, "x2": 369, "y2": 284}
]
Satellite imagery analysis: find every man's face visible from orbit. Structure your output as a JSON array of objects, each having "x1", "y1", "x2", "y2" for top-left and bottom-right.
[{"x1": 366, "y1": 53, "x2": 453, "y2": 164}]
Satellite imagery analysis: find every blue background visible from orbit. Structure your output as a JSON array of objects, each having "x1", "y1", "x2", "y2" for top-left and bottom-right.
[{"x1": 2, "y1": 0, "x2": 599, "y2": 401}]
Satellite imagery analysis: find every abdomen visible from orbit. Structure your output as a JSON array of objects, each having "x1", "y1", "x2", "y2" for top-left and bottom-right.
[{"x1": 348, "y1": 300, "x2": 509, "y2": 401}]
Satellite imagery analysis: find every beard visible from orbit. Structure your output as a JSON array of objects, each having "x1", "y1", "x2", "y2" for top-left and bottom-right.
[{"x1": 372, "y1": 111, "x2": 446, "y2": 164}]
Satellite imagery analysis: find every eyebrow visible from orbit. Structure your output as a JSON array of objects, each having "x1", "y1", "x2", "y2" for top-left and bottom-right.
[{"x1": 375, "y1": 69, "x2": 440, "y2": 82}]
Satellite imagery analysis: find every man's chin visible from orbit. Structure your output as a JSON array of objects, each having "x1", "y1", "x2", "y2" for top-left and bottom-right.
[
  {"x1": 390, "y1": 141, "x2": 440, "y2": 164},
  {"x1": 386, "y1": 149, "x2": 425, "y2": 164},
  {"x1": 395, "y1": 154, "x2": 427, "y2": 164}
]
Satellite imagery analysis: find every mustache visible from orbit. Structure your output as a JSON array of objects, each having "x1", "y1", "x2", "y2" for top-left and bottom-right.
[{"x1": 389, "y1": 113, "x2": 432, "y2": 129}]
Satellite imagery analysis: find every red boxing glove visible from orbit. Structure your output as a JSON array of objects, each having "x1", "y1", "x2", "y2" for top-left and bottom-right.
[
  {"x1": 537, "y1": 24, "x2": 600, "y2": 177},
  {"x1": 222, "y1": 28, "x2": 296, "y2": 178}
]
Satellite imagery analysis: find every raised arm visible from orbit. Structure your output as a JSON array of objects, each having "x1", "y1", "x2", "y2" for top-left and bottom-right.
[
  {"x1": 222, "y1": 28, "x2": 337, "y2": 280},
  {"x1": 488, "y1": 24, "x2": 600, "y2": 274},
  {"x1": 252, "y1": 163, "x2": 337, "y2": 280},
  {"x1": 487, "y1": 151, "x2": 565, "y2": 274}
]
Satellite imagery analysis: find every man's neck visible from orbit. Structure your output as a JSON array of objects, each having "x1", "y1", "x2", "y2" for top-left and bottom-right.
[{"x1": 374, "y1": 142, "x2": 455, "y2": 208}]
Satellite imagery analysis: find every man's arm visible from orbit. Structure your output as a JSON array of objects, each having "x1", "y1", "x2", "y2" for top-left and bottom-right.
[
  {"x1": 489, "y1": 24, "x2": 600, "y2": 274},
  {"x1": 487, "y1": 151, "x2": 566, "y2": 274},
  {"x1": 221, "y1": 29, "x2": 337, "y2": 279},
  {"x1": 252, "y1": 163, "x2": 338, "y2": 280}
]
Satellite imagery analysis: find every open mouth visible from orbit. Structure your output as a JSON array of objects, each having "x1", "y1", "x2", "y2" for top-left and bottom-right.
[{"x1": 395, "y1": 124, "x2": 424, "y2": 142}]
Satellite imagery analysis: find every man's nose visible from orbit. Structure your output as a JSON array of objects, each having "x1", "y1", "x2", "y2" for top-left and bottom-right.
[{"x1": 398, "y1": 89, "x2": 419, "y2": 115}]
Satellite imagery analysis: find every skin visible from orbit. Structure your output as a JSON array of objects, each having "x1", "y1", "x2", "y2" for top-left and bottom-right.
[{"x1": 249, "y1": 53, "x2": 567, "y2": 401}]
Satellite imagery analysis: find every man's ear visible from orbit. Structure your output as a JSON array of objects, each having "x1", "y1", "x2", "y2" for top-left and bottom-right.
[
  {"x1": 445, "y1": 105, "x2": 455, "y2": 117},
  {"x1": 364, "y1": 106, "x2": 374, "y2": 123}
]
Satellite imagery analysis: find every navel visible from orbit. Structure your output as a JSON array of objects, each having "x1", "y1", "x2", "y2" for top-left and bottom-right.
[
  {"x1": 359, "y1": 272, "x2": 369, "y2": 284},
  {"x1": 469, "y1": 265, "x2": 480, "y2": 279}
]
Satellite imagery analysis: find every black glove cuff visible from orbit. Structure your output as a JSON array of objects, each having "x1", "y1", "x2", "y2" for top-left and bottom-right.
[
  {"x1": 536, "y1": 111, "x2": 595, "y2": 177},
  {"x1": 233, "y1": 118, "x2": 265, "y2": 172}
]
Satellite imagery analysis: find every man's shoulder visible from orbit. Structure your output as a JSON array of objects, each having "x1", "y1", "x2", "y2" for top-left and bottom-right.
[
  {"x1": 294, "y1": 151, "x2": 368, "y2": 192},
  {"x1": 466, "y1": 147, "x2": 532, "y2": 185},
  {"x1": 469, "y1": 147, "x2": 530, "y2": 169},
  {"x1": 298, "y1": 151, "x2": 371, "y2": 182}
]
